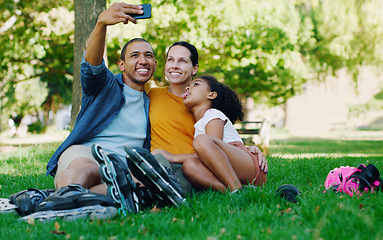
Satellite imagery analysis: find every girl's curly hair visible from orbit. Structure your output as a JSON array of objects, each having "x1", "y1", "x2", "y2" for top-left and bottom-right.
[{"x1": 198, "y1": 75, "x2": 244, "y2": 124}]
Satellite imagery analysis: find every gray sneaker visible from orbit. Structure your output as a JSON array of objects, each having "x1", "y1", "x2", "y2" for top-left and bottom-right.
[
  {"x1": 0, "y1": 198, "x2": 17, "y2": 213},
  {"x1": 20, "y1": 205, "x2": 118, "y2": 222}
]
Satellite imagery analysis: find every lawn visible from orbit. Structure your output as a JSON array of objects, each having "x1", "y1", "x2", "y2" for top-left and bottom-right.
[{"x1": 0, "y1": 136, "x2": 382, "y2": 239}]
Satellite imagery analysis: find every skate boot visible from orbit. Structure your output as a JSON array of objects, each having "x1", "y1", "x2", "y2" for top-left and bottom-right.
[
  {"x1": 124, "y1": 146, "x2": 187, "y2": 208},
  {"x1": 23, "y1": 184, "x2": 117, "y2": 222},
  {"x1": 9, "y1": 188, "x2": 55, "y2": 215},
  {"x1": 35, "y1": 184, "x2": 116, "y2": 212},
  {"x1": 92, "y1": 144, "x2": 140, "y2": 215},
  {"x1": 135, "y1": 186, "x2": 158, "y2": 210}
]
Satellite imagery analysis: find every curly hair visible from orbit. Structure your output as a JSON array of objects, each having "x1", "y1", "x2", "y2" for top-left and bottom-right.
[{"x1": 198, "y1": 75, "x2": 244, "y2": 124}]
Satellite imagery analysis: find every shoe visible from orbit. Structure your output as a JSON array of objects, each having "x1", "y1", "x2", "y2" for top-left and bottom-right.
[
  {"x1": 9, "y1": 188, "x2": 55, "y2": 215},
  {"x1": 35, "y1": 184, "x2": 116, "y2": 212},
  {"x1": 124, "y1": 146, "x2": 187, "y2": 208},
  {"x1": 92, "y1": 144, "x2": 140, "y2": 215},
  {"x1": 21, "y1": 205, "x2": 118, "y2": 222}
]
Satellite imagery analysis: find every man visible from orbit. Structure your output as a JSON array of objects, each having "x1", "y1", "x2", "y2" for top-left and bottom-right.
[{"x1": 45, "y1": 3, "x2": 183, "y2": 213}]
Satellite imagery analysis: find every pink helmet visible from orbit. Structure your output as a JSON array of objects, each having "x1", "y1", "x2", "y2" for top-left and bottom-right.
[
  {"x1": 324, "y1": 164, "x2": 383, "y2": 197},
  {"x1": 324, "y1": 166, "x2": 358, "y2": 193}
]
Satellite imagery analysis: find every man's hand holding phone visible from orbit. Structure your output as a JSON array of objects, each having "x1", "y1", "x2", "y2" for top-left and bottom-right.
[
  {"x1": 98, "y1": 3, "x2": 151, "y2": 27},
  {"x1": 129, "y1": 4, "x2": 151, "y2": 19}
]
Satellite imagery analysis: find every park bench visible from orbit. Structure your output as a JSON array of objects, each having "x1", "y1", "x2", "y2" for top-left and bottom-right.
[
  {"x1": 235, "y1": 117, "x2": 271, "y2": 152},
  {"x1": 330, "y1": 121, "x2": 348, "y2": 131}
]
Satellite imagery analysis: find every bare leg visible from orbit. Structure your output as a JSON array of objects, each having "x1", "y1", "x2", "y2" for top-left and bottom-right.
[
  {"x1": 55, "y1": 157, "x2": 103, "y2": 193},
  {"x1": 183, "y1": 157, "x2": 227, "y2": 192},
  {"x1": 193, "y1": 135, "x2": 258, "y2": 192},
  {"x1": 193, "y1": 135, "x2": 240, "y2": 191},
  {"x1": 89, "y1": 184, "x2": 107, "y2": 195},
  {"x1": 209, "y1": 140, "x2": 258, "y2": 183}
]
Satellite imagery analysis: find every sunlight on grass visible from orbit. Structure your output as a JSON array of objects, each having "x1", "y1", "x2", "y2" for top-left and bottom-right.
[
  {"x1": 0, "y1": 164, "x2": 16, "y2": 175},
  {"x1": 269, "y1": 139, "x2": 383, "y2": 156},
  {"x1": 0, "y1": 136, "x2": 382, "y2": 239},
  {"x1": 270, "y1": 152, "x2": 383, "y2": 159}
]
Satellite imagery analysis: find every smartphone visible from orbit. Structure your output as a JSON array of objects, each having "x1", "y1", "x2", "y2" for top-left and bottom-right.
[{"x1": 130, "y1": 4, "x2": 151, "y2": 19}]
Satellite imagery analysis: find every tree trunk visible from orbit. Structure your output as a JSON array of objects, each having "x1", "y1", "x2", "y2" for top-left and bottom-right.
[{"x1": 71, "y1": 0, "x2": 106, "y2": 128}]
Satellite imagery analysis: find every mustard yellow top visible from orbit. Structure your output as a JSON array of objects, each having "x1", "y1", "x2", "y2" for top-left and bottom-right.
[{"x1": 148, "y1": 87, "x2": 195, "y2": 154}]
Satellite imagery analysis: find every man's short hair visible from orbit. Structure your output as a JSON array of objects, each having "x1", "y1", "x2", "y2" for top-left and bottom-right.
[{"x1": 120, "y1": 38, "x2": 154, "y2": 61}]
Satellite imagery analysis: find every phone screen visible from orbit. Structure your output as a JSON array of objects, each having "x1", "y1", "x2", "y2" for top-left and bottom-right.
[{"x1": 130, "y1": 4, "x2": 151, "y2": 19}]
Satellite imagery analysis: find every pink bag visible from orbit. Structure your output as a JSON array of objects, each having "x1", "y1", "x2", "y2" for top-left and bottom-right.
[{"x1": 324, "y1": 164, "x2": 382, "y2": 197}]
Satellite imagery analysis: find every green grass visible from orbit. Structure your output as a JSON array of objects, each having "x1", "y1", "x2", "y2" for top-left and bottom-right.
[
  {"x1": 0, "y1": 140, "x2": 382, "y2": 239},
  {"x1": 270, "y1": 138, "x2": 383, "y2": 155}
]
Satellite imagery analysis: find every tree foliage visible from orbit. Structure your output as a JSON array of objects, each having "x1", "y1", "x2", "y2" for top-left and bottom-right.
[
  {"x1": 0, "y1": 0, "x2": 73, "y2": 127},
  {"x1": 107, "y1": 0, "x2": 383, "y2": 107},
  {"x1": 1, "y1": 0, "x2": 382, "y2": 130},
  {"x1": 300, "y1": 0, "x2": 383, "y2": 80}
]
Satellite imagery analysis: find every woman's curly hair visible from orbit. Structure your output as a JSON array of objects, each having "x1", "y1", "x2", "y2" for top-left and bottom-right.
[{"x1": 198, "y1": 75, "x2": 244, "y2": 124}]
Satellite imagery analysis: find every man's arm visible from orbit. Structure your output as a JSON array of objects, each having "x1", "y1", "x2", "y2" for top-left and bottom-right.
[{"x1": 84, "y1": 2, "x2": 143, "y2": 65}]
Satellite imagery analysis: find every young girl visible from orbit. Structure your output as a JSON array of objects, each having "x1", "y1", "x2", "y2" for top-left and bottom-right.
[{"x1": 182, "y1": 75, "x2": 267, "y2": 193}]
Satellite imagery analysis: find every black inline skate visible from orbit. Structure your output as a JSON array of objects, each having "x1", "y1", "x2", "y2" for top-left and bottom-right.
[
  {"x1": 124, "y1": 146, "x2": 187, "y2": 208},
  {"x1": 92, "y1": 144, "x2": 139, "y2": 215}
]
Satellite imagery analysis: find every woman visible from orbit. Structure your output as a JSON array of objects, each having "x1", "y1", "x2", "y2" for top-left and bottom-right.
[
  {"x1": 149, "y1": 41, "x2": 198, "y2": 157},
  {"x1": 148, "y1": 42, "x2": 268, "y2": 194}
]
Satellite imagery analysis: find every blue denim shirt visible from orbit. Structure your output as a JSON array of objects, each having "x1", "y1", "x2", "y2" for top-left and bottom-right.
[{"x1": 46, "y1": 57, "x2": 151, "y2": 177}]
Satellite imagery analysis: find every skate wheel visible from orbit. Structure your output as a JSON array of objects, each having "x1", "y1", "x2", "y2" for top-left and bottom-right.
[
  {"x1": 100, "y1": 164, "x2": 112, "y2": 184},
  {"x1": 171, "y1": 196, "x2": 184, "y2": 207},
  {"x1": 124, "y1": 146, "x2": 138, "y2": 162},
  {"x1": 92, "y1": 144, "x2": 104, "y2": 164},
  {"x1": 108, "y1": 186, "x2": 120, "y2": 204},
  {"x1": 140, "y1": 162, "x2": 157, "y2": 179},
  {"x1": 157, "y1": 179, "x2": 173, "y2": 195}
]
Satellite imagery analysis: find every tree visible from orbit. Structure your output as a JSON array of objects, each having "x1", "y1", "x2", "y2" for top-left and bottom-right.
[
  {"x1": 107, "y1": 0, "x2": 310, "y2": 107},
  {"x1": 1, "y1": 0, "x2": 382, "y2": 131},
  {"x1": 299, "y1": 0, "x2": 383, "y2": 80},
  {"x1": 71, "y1": 0, "x2": 106, "y2": 127},
  {"x1": 132, "y1": 0, "x2": 382, "y2": 108},
  {"x1": 0, "y1": 0, "x2": 74, "y2": 130}
]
